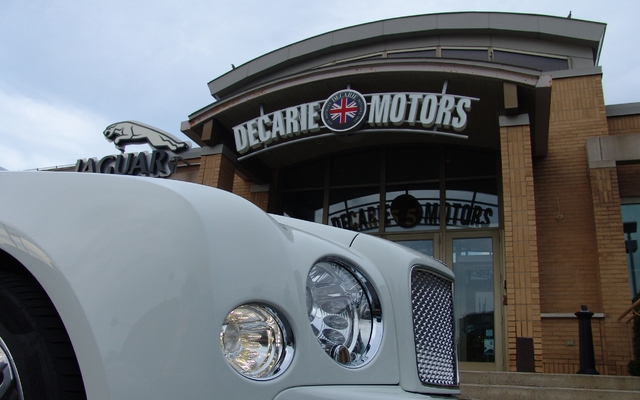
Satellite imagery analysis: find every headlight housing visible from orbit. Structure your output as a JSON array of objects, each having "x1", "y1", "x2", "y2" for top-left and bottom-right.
[
  {"x1": 306, "y1": 258, "x2": 382, "y2": 367},
  {"x1": 220, "y1": 304, "x2": 294, "y2": 380}
]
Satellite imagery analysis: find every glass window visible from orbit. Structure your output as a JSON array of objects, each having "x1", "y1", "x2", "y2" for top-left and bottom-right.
[
  {"x1": 445, "y1": 149, "x2": 496, "y2": 179},
  {"x1": 331, "y1": 150, "x2": 380, "y2": 187},
  {"x1": 441, "y1": 49, "x2": 489, "y2": 62},
  {"x1": 328, "y1": 187, "x2": 381, "y2": 233},
  {"x1": 387, "y1": 147, "x2": 440, "y2": 183},
  {"x1": 395, "y1": 239, "x2": 434, "y2": 257},
  {"x1": 387, "y1": 50, "x2": 437, "y2": 59},
  {"x1": 621, "y1": 203, "x2": 640, "y2": 298},
  {"x1": 493, "y1": 50, "x2": 569, "y2": 72},
  {"x1": 445, "y1": 179, "x2": 499, "y2": 229},
  {"x1": 385, "y1": 183, "x2": 440, "y2": 232},
  {"x1": 282, "y1": 159, "x2": 325, "y2": 190},
  {"x1": 281, "y1": 190, "x2": 323, "y2": 223},
  {"x1": 279, "y1": 145, "x2": 500, "y2": 232},
  {"x1": 453, "y1": 237, "x2": 495, "y2": 363}
]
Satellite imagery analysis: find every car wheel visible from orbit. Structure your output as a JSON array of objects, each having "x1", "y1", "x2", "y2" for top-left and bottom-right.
[{"x1": 0, "y1": 271, "x2": 86, "y2": 400}]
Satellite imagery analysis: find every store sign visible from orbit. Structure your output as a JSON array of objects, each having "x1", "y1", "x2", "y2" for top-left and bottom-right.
[
  {"x1": 75, "y1": 121, "x2": 191, "y2": 178},
  {"x1": 103, "y1": 121, "x2": 191, "y2": 154},
  {"x1": 233, "y1": 83, "x2": 479, "y2": 155},
  {"x1": 321, "y1": 89, "x2": 368, "y2": 133},
  {"x1": 74, "y1": 150, "x2": 174, "y2": 177},
  {"x1": 329, "y1": 193, "x2": 496, "y2": 232}
]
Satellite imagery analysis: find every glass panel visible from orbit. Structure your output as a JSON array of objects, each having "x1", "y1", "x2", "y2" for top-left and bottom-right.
[
  {"x1": 387, "y1": 50, "x2": 437, "y2": 59},
  {"x1": 395, "y1": 239, "x2": 434, "y2": 257},
  {"x1": 441, "y1": 49, "x2": 488, "y2": 62},
  {"x1": 328, "y1": 187, "x2": 380, "y2": 233},
  {"x1": 279, "y1": 146, "x2": 502, "y2": 231},
  {"x1": 385, "y1": 183, "x2": 440, "y2": 232},
  {"x1": 453, "y1": 237, "x2": 494, "y2": 363},
  {"x1": 282, "y1": 159, "x2": 325, "y2": 190},
  {"x1": 281, "y1": 190, "x2": 323, "y2": 223},
  {"x1": 445, "y1": 179, "x2": 499, "y2": 229},
  {"x1": 493, "y1": 50, "x2": 569, "y2": 72},
  {"x1": 445, "y1": 149, "x2": 496, "y2": 179},
  {"x1": 621, "y1": 203, "x2": 640, "y2": 298},
  {"x1": 330, "y1": 150, "x2": 380, "y2": 187},
  {"x1": 386, "y1": 147, "x2": 441, "y2": 183}
]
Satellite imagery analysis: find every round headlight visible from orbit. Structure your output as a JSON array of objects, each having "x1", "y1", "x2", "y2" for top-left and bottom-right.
[
  {"x1": 306, "y1": 258, "x2": 382, "y2": 367},
  {"x1": 220, "y1": 304, "x2": 294, "y2": 380}
]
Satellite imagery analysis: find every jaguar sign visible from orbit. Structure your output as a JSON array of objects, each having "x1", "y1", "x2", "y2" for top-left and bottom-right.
[{"x1": 75, "y1": 121, "x2": 191, "y2": 178}]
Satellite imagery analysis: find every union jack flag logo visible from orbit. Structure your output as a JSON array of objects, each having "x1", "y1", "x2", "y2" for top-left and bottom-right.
[
  {"x1": 329, "y1": 98, "x2": 359, "y2": 124},
  {"x1": 321, "y1": 89, "x2": 367, "y2": 133}
]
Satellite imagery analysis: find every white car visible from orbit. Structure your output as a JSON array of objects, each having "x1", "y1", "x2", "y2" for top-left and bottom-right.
[{"x1": 0, "y1": 172, "x2": 457, "y2": 399}]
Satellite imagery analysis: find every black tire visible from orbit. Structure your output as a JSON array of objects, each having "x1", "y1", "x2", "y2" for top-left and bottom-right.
[{"x1": 0, "y1": 271, "x2": 86, "y2": 399}]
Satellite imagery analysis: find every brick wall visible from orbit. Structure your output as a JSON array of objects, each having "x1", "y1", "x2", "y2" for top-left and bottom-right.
[
  {"x1": 541, "y1": 318, "x2": 606, "y2": 374},
  {"x1": 589, "y1": 166, "x2": 632, "y2": 374},
  {"x1": 197, "y1": 154, "x2": 235, "y2": 191},
  {"x1": 609, "y1": 114, "x2": 640, "y2": 198},
  {"x1": 534, "y1": 74, "x2": 632, "y2": 374},
  {"x1": 232, "y1": 174, "x2": 271, "y2": 212},
  {"x1": 608, "y1": 114, "x2": 640, "y2": 136},
  {"x1": 500, "y1": 122, "x2": 543, "y2": 372}
]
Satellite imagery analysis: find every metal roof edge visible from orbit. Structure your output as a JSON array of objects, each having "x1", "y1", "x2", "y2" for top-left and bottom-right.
[
  {"x1": 606, "y1": 102, "x2": 640, "y2": 117},
  {"x1": 206, "y1": 12, "x2": 606, "y2": 100}
]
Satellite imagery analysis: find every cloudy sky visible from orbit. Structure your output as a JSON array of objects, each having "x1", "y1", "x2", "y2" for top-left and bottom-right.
[{"x1": 1, "y1": 0, "x2": 638, "y2": 171}]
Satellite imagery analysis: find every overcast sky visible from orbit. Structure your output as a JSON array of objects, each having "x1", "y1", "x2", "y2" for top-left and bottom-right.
[{"x1": 1, "y1": 0, "x2": 638, "y2": 171}]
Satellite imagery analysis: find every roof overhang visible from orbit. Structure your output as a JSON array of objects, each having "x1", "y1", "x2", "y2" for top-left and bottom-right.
[{"x1": 203, "y1": 12, "x2": 605, "y2": 101}]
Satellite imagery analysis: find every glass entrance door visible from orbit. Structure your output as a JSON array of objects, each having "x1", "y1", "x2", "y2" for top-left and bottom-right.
[
  {"x1": 387, "y1": 232, "x2": 502, "y2": 370},
  {"x1": 446, "y1": 234, "x2": 502, "y2": 370}
]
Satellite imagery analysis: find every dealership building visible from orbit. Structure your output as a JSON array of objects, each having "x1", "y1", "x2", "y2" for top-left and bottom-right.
[{"x1": 72, "y1": 12, "x2": 640, "y2": 375}]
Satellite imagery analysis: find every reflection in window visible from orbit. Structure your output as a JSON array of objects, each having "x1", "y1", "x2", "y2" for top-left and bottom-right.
[
  {"x1": 385, "y1": 184, "x2": 440, "y2": 232},
  {"x1": 446, "y1": 179, "x2": 499, "y2": 229},
  {"x1": 453, "y1": 238, "x2": 494, "y2": 363},
  {"x1": 328, "y1": 187, "x2": 380, "y2": 233},
  {"x1": 395, "y1": 239, "x2": 434, "y2": 257}
]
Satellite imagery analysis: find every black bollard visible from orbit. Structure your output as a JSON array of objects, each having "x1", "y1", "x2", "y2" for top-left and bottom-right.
[{"x1": 575, "y1": 305, "x2": 599, "y2": 374}]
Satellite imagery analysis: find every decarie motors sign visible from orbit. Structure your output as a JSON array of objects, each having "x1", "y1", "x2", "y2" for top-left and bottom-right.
[{"x1": 233, "y1": 83, "x2": 479, "y2": 155}]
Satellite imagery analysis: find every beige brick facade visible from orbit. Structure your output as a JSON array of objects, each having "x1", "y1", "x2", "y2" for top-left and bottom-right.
[
  {"x1": 232, "y1": 174, "x2": 271, "y2": 212},
  {"x1": 533, "y1": 74, "x2": 633, "y2": 374},
  {"x1": 611, "y1": 114, "x2": 640, "y2": 199},
  {"x1": 500, "y1": 122, "x2": 543, "y2": 372},
  {"x1": 197, "y1": 153, "x2": 235, "y2": 191}
]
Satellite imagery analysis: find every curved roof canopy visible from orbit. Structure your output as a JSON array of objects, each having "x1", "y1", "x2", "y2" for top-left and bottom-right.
[
  {"x1": 182, "y1": 12, "x2": 606, "y2": 180},
  {"x1": 204, "y1": 12, "x2": 605, "y2": 101}
]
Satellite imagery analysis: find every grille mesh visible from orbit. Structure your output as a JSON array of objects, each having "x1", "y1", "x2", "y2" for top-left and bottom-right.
[{"x1": 411, "y1": 268, "x2": 457, "y2": 387}]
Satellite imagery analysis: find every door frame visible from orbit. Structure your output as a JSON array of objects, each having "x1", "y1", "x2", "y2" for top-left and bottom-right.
[
  {"x1": 384, "y1": 229, "x2": 505, "y2": 371},
  {"x1": 444, "y1": 230, "x2": 504, "y2": 371}
]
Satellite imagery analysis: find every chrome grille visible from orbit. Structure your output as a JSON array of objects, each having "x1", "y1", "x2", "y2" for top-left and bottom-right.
[{"x1": 411, "y1": 267, "x2": 457, "y2": 387}]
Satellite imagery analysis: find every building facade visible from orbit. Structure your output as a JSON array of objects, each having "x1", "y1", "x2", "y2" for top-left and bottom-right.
[{"x1": 84, "y1": 12, "x2": 640, "y2": 375}]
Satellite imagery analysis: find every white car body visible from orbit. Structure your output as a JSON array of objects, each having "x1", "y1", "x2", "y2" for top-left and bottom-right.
[{"x1": 0, "y1": 172, "x2": 458, "y2": 399}]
